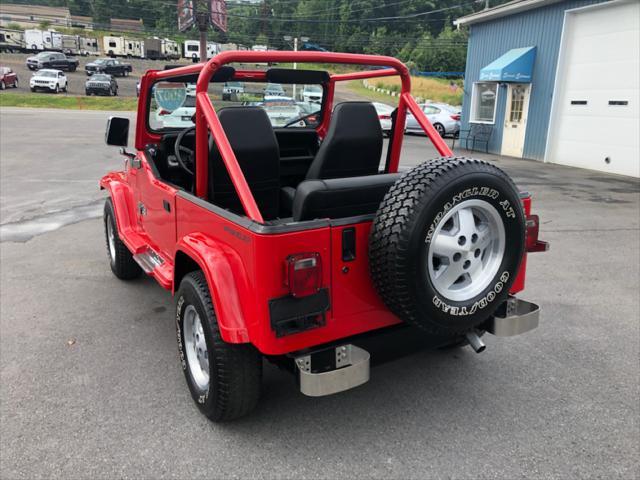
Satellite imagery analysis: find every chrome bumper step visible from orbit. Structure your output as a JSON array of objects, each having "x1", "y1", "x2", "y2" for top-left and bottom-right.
[{"x1": 295, "y1": 344, "x2": 370, "y2": 397}]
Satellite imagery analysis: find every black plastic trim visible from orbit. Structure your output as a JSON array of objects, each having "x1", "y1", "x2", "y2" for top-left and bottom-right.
[{"x1": 269, "y1": 288, "x2": 330, "y2": 337}]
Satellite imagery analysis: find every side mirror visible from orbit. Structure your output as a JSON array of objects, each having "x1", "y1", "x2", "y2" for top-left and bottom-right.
[{"x1": 105, "y1": 116, "x2": 129, "y2": 147}]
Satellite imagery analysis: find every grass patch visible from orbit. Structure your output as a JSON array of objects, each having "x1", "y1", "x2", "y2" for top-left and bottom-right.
[
  {"x1": 0, "y1": 92, "x2": 138, "y2": 111},
  {"x1": 346, "y1": 80, "x2": 399, "y2": 106},
  {"x1": 373, "y1": 76, "x2": 463, "y2": 105}
]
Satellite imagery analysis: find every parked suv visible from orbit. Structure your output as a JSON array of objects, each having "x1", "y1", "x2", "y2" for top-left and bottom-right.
[
  {"x1": 30, "y1": 69, "x2": 67, "y2": 93},
  {"x1": 85, "y1": 73, "x2": 118, "y2": 96},
  {"x1": 101, "y1": 51, "x2": 547, "y2": 422},
  {"x1": 26, "y1": 51, "x2": 78, "y2": 72}
]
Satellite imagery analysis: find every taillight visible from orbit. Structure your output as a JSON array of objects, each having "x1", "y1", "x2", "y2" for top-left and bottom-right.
[
  {"x1": 158, "y1": 109, "x2": 170, "y2": 116},
  {"x1": 378, "y1": 114, "x2": 391, "y2": 120},
  {"x1": 450, "y1": 114, "x2": 461, "y2": 121},
  {"x1": 285, "y1": 253, "x2": 322, "y2": 297},
  {"x1": 525, "y1": 214, "x2": 549, "y2": 252}
]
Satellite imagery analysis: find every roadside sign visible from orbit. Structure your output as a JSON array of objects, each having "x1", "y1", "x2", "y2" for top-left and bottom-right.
[
  {"x1": 178, "y1": 0, "x2": 195, "y2": 32},
  {"x1": 210, "y1": 0, "x2": 227, "y2": 32}
]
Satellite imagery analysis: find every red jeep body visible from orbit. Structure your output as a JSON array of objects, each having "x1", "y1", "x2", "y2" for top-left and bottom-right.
[{"x1": 101, "y1": 51, "x2": 542, "y2": 355}]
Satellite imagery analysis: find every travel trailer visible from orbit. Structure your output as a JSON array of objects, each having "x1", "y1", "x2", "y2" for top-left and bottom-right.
[
  {"x1": 182, "y1": 40, "x2": 217, "y2": 60},
  {"x1": 25, "y1": 29, "x2": 62, "y2": 52},
  {"x1": 79, "y1": 37, "x2": 99, "y2": 56},
  {"x1": 0, "y1": 28, "x2": 24, "y2": 52},
  {"x1": 103, "y1": 36, "x2": 126, "y2": 57}
]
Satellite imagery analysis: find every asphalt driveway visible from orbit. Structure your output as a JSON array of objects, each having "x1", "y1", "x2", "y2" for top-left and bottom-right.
[{"x1": 1, "y1": 108, "x2": 638, "y2": 479}]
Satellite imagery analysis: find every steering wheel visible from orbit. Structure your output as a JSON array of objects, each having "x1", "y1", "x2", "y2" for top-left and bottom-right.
[{"x1": 174, "y1": 126, "x2": 213, "y2": 177}]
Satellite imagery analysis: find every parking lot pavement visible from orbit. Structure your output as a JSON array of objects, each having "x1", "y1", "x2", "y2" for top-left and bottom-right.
[{"x1": 1, "y1": 108, "x2": 639, "y2": 478}]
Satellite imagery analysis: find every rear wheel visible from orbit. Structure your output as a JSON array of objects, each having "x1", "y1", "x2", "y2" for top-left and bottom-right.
[
  {"x1": 369, "y1": 157, "x2": 525, "y2": 335},
  {"x1": 176, "y1": 271, "x2": 262, "y2": 422},
  {"x1": 103, "y1": 198, "x2": 142, "y2": 280},
  {"x1": 433, "y1": 123, "x2": 445, "y2": 137}
]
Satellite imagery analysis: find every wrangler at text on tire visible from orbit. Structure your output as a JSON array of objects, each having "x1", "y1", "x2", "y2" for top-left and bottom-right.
[{"x1": 100, "y1": 50, "x2": 548, "y2": 421}]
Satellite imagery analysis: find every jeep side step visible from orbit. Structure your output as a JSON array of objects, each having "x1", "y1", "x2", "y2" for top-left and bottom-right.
[
  {"x1": 294, "y1": 344, "x2": 370, "y2": 397},
  {"x1": 132, "y1": 247, "x2": 173, "y2": 290}
]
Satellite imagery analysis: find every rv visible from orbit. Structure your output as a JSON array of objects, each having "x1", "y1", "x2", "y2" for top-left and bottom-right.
[
  {"x1": 79, "y1": 37, "x2": 99, "y2": 56},
  {"x1": 25, "y1": 29, "x2": 62, "y2": 52},
  {"x1": 182, "y1": 40, "x2": 217, "y2": 60},
  {"x1": 163, "y1": 39, "x2": 180, "y2": 60},
  {"x1": 0, "y1": 28, "x2": 24, "y2": 52},
  {"x1": 125, "y1": 39, "x2": 144, "y2": 58},
  {"x1": 103, "y1": 36, "x2": 126, "y2": 57},
  {"x1": 61, "y1": 34, "x2": 80, "y2": 55},
  {"x1": 145, "y1": 37, "x2": 178, "y2": 60}
]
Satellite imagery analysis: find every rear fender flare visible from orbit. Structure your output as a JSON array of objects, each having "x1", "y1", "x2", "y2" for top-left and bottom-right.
[{"x1": 174, "y1": 234, "x2": 251, "y2": 344}]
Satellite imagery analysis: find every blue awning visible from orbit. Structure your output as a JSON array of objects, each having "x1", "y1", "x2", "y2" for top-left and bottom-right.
[{"x1": 479, "y1": 46, "x2": 536, "y2": 82}]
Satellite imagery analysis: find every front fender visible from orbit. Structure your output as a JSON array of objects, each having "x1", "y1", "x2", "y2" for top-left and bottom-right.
[
  {"x1": 175, "y1": 233, "x2": 251, "y2": 344},
  {"x1": 100, "y1": 172, "x2": 145, "y2": 253}
]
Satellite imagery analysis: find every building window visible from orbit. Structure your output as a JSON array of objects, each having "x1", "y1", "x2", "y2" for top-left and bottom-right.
[
  {"x1": 470, "y1": 82, "x2": 499, "y2": 124},
  {"x1": 509, "y1": 85, "x2": 526, "y2": 122}
]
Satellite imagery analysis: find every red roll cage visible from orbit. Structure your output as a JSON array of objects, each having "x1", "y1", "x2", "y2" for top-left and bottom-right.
[{"x1": 141, "y1": 51, "x2": 454, "y2": 224}]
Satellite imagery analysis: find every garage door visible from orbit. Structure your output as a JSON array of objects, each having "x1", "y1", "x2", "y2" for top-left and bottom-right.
[{"x1": 547, "y1": 0, "x2": 639, "y2": 177}]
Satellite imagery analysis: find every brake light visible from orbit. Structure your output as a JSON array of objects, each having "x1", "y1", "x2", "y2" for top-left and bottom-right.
[
  {"x1": 450, "y1": 114, "x2": 461, "y2": 121},
  {"x1": 525, "y1": 214, "x2": 549, "y2": 252},
  {"x1": 379, "y1": 114, "x2": 391, "y2": 120},
  {"x1": 158, "y1": 109, "x2": 170, "y2": 116},
  {"x1": 285, "y1": 253, "x2": 322, "y2": 297}
]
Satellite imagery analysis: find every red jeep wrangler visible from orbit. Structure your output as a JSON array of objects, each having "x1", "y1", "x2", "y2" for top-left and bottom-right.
[{"x1": 101, "y1": 51, "x2": 547, "y2": 421}]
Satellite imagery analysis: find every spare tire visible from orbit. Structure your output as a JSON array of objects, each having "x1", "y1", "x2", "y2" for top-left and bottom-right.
[{"x1": 369, "y1": 157, "x2": 525, "y2": 335}]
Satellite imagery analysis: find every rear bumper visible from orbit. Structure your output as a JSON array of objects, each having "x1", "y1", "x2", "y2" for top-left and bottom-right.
[{"x1": 292, "y1": 296, "x2": 540, "y2": 396}]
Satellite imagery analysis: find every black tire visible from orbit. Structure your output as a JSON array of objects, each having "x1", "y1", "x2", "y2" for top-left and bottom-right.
[
  {"x1": 369, "y1": 157, "x2": 525, "y2": 335},
  {"x1": 433, "y1": 123, "x2": 445, "y2": 137},
  {"x1": 13, "y1": 78, "x2": 18, "y2": 89},
  {"x1": 30, "y1": 87, "x2": 36, "y2": 92},
  {"x1": 86, "y1": 90, "x2": 91, "y2": 96},
  {"x1": 70, "y1": 66, "x2": 76, "y2": 72},
  {"x1": 176, "y1": 271, "x2": 262, "y2": 422},
  {"x1": 53, "y1": 85, "x2": 59, "y2": 94},
  {"x1": 103, "y1": 198, "x2": 142, "y2": 280},
  {"x1": 0, "y1": 81, "x2": 5, "y2": 90}
]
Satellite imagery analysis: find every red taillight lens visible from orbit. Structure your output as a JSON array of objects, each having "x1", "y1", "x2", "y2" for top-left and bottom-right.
[
  {"x1": 378, "y1": 114, "x2": 391, "y2": 120},
  {"x1": 285, "y1": 253, "x2": 322, "y2": 297},
  {"x1": 158, "y1": 109, "x2": 170, "y2": 116},
  {"x1": 525, "y1": 214, "x2": 549, "y2": 252},
  {"x1": 450, "y1": 114, "x2": 461, "y2": 121}
]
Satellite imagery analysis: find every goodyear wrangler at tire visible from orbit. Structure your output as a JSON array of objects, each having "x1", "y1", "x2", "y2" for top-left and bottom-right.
[
  {"x1": 176, "y1": 271, "x2": 262, "y2": 422},
  {"x1": 369, "y1": 157, "x2": 525, "y2": 335}
]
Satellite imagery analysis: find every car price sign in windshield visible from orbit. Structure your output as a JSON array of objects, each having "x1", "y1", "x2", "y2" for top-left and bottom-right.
[{"x1": 155, "y1": 83, "x2": 188, "y2": 112}]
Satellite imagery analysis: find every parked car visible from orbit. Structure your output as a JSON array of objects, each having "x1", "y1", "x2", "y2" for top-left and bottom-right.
[
  {"x1": 405, "y1": 103, "x2": 461, "y2": 137},
  {"x1": 153, "y1": 94, "x2": 196, "y2": 129},
  {"x1": 101, "y1": 51, "x2": 546, "y2": 422},
  {"x1": 26, "y1": 51, "x2": 78, "y2": 72},
  {"x1": 373, "y1": 102, "x2": 395, "y2": 135},
  {"x1": 221, "y1": 81, "x2": 244, "y2": 100},
  {"x1": 262, "y1": 96, "x2": 305, "y2": 127},
  {"x1": 302, "y1": 84, "x2": 322, "y2": 103},
  {"x1": 29, "y1": 69, "x2": 67, "y2": 93},
  {"x1": 0, "y1": 66, "x2": 18, "y2": 89},
  {"x1": 264, "y1": 83, "x2": 285, "y2": 97},
  {"x1": 85, "y1": 58, "x2": 132, "y2": 77},
  {"x1": 85, "y1": 74, "x2": 118, "y2": 96}
]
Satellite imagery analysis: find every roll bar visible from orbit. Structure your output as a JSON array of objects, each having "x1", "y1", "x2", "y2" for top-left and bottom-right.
[{"x1": 152, "y1": 51, "x2": 454, "y2": 224}]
